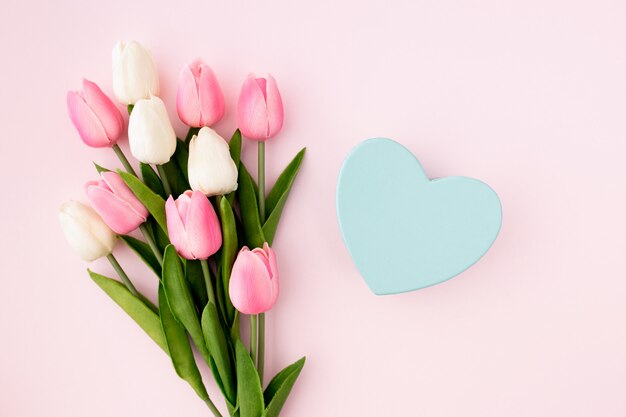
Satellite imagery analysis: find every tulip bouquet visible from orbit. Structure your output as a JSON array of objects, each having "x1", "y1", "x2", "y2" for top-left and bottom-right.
[{"x1": 59, "y1": 41, "x2": 306, "y2": 417}]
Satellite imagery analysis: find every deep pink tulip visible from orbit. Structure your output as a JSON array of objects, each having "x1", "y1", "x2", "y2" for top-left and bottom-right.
[
  {"x1": 165, "y1": 190, "x2": 222, "y2": 260},
  {"x1": 67, "y1": 79, "x2": 124, "y2": 148},
  {"x1": 228, "y1": 243, "x2": 279, "y2": 314},
  {"x1": 236, "y1": 74, "x2": 284, "y2": 141},
  {"x1": 85, "y1": 171, "x2": 148, "y2": 234},
  {"x1": 176, "y1": 61, "x2": 225, "y2": 127}
]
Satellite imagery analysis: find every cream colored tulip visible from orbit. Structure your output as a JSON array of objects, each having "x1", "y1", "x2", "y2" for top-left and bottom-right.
[
  {"x1": 128, "y1": 95, "x2": 177, "y2": 165},
  {"x1": 188, "y1": 127, "x2": 238, "y2": 196},
  {"x1": 112, "y1": 40, "x2": 159, "y2": 104},
  {"x1": 58, "y1": 201, "x2": 116, "y2": 262}
]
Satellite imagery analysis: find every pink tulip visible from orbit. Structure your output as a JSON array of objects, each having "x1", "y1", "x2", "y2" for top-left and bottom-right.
[
  {"x1": 85, "y1": 171, "x2": 148, "y2": 234},
  {"x1": 236, "y1": 74, "x2": 284, "y2": 141},
  {"x1": 67, "y1": 79, "x2": 124, "y2": 148},
  {"x1": 176, "y1": 61, "x2": 225, "y2": 127},
  {"x1": 229, "y1": 243, "x2": 279, "y2": 314},
  {"x1": 165, "y1": 190, "x2": 222, "y2": 260}
]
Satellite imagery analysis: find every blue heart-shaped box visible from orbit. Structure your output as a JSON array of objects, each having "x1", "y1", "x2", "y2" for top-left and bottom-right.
[{"x1": 336, "y1": 138, "x2": 502, "y2": 295}]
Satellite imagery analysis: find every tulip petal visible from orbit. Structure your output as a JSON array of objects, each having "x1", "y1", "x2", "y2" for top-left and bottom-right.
[
  {"x1": 82, "y1": 79, "x2": 124, "y2": 142},
  {"x1": 87, "y1": 186, "x2": 146, "y2": 234},
  {"x1": 229, "y1": 250, "x2": 275, "y2": 314},
  {"x1": 58, "y1": 201, "x2": 116, "y2": 261},
  {"x1": 67, "y1": 91, "x2": 110, "y2": 147},
  {"x1": 265, "y1": 74, "x2": 284, "y2": 139},
  {"x1": 100, "y1": 171, "x2": 148, "y2": 219},
  {"x1": 176, "y1": 64, "x2": 202, "y2": 126},
  {"x1": 188, "y1": 128, "x2": 238, "y2": 196},
  {"x1": 128, "y1": 96, "x2": 177, "y2": 164},
  {"x1": 165, "y1": 195, "x2": 194, "y2": 259},
  {"x1": 198, "y1": 65, "x2": 225, "y2": 126},
  {"x1": 237, "y1": 74, "x2": 269, "y2": 140},
  {"x1": 185, "y1": 191, "x2": 222, "y2": 259}
]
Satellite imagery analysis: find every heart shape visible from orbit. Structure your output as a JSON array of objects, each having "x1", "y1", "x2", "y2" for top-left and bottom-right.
[{"x1": 336, "y1": 138, "x2": 502, "y2": 295}]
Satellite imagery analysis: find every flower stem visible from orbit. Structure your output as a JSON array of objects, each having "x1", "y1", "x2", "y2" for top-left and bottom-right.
[
  {"x1": 200, "y1": 259, "x2": 216, "y2": 306},
  {"x1": 250, "y1": 314, "x2": 258, "y2": 363},
  {"x1": 156, "y1": 164, "x2": 172, "y2": 196},
  {"x1": 257, "y1": 140, "x2": 266, "y2": 381},
  {"x1": 204, "y1": 398, "x2": 224, "y2": 417},
  {"x1": 107, "y1": 253, "x2": 157, "y2": 313},
  {"x1": 138, "y1": 224, "x2": 163, "y2": 264},
  {"x1": 112, "y1": 144, "x2": 137, "y2": 176}
]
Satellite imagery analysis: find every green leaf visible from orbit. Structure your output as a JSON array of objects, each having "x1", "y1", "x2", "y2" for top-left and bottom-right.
[
  {"x1": 140, "y1": 163, "x2": 166, "y2": 199},
  {"x1": 159, "y1": 285, "x2": 209, "y2": 401},
  {"x1": 120, "y1": 235, "x2": 161, "y2": 277},
  {"x1": 237, "y1": 164, "x2": 265, "y2": 248},
  {"x1": 263, "y1": 357, "x2": 306, "y2": 417},
  {"x1": 262, "y1": 148, "x2": 306, "y2": 245},
  {"x1": 226, "y1": 130, "x2": 242, "y2": 205},
  {"x1": 118, "y1": 170, "x2": 168, "y2": 236},
  {"x1": 235, "y1": 340, "x2": 264, "y2": 417},
  {"x1": 161, "y1": 156, "x2": 189, "y2": 197},
  {"x1": 219, "y1": 197, "x2": 237, "y2": 324},
  {"x1": 93, "y1": 162, "x2": 111, "y2": 173},
  {"x1": 88, "y1": 270, "x2": 167, "y2": 353},
  {"x1": 202, "y1": 303, "x2": 236, "y2": 404},
  {"x1": 186, "y1": 259, "x2": 208, "y2": 312},
  {"x1": 174, "y1": 139, "x2": 190, "y2": 185},
  {"x1": 151, "y1": 218, "x2": 170, "y2": 252},
  {"x1": 162, "y1": 245, "x2": 210, "y2": 362}
]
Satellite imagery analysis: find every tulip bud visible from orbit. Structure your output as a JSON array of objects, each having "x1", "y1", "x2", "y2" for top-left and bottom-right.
[
  {"x1": 229, "y1": 243, "x2": 279, "y2": 314},
  {"x1": 112, "y1": 40, "x2": 159, "y2": 104},
  {"x1": 67, "y1": 79, "x2": 124, "y2": 148},
  {"x1": 176, "y1": 61, "x2": 225, "y2": 127},
  {"x1": 188, "y1": 127, "x2": 238, "y2": 196},
  {"x1": 128, "y1": 95, "x2": 177, "y2": 164},
  {"x1": 165, "y1": 190, "x2": 222, "y2": 260},
  {"x1": 237, "y1": 74, "x2": 284, "y2": 141},
  {"x1": 85, "y1": 171, "x2": 149, "y2": 234},
  {"x1": 58, "y1": 201, "x2": 117, "y2": 262}
]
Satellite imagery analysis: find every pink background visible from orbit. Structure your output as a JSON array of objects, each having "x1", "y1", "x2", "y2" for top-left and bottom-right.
[{"x1": 2, "y1": 0, "x2": 626, "y2": 416}]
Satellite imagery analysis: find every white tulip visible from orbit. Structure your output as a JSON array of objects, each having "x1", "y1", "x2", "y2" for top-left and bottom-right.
[
  {"x1": 128, "y1": 95, "x2": 177, "y2": 165},
  {"x1": 58, "y1": 201, "x2": 116, "y2": 262},
  {"x1": 112, "y1": 40, "x2": 159, "y2": 104},
  {"x1": 188, "y1": 127, "x2": 239, "y2": 196}
]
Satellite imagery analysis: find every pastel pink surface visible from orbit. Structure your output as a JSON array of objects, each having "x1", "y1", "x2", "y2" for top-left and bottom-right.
[{"x1": 1, "y1": 1, "x2": 626, "y2": 417}]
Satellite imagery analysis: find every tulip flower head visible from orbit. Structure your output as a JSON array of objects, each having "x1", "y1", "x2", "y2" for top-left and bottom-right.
[
  {"x1": 236, "y1": 73, "x2": 284, "y2": 141},
  {"x1": 112, "y1": 40, "x2": 160, "y2": 104},
  {"x1": 58, "y1": 201, "x2": 117, "y2": 262},
  {"x1": 188, "y1": 127, "x2": 238, "y2": 196},
  {"x1": 85, "y1": 171, "x2": 149, "y2": 235},
  {"x1": 165, "y1": 190, "x2": 222, "y2": 260},
  {"x1": 128, "y1": 95, "x2": 177, "y2": 165},
  {"x1": 177, "y1": 61, "x2": 225, "y2": 127},
  {"x1": 229, "y1": 243, "x2": 279, "y2": 314},
  {"x1": 67, "y1": 79, "x2": 124, "y2": 148}
]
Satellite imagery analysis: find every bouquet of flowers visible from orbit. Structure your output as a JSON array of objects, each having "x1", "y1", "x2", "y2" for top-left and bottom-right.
[{"x1": 59, "y1": 40, "x2": 306, "y2": 417}]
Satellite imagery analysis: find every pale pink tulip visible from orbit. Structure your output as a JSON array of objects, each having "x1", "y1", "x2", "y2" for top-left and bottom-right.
[
  {"x1": 228, "y1": 243, "x2": 279, "y2": 314},
  {"x1": 165, "y1": 190, "x2": 222, "y2": 260},
  {"x1": 176, "y1": 61, "x2": 225, "y2": 127},
  {"x1": 85, "y1": 171, "x2": 148, "y2": 234},
  {"x1": 67, "y1": 79, "x2": 124, "y2": 147},
  {"x1": 236, "y1": 74, "x2": 284, "y2": 141}
]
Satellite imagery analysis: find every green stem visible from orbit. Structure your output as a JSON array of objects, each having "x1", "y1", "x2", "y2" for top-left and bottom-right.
[
  {"x1": 258, "y1": 141, "x2": 266, "y2": 222},
  {"x1": 200, "y1": 259, "x2": 216, "y2": 306},
  {"x1": 204, "y1": 398, "x2": 224, "y2": 417},
  {"x1": 112, "y1": 144, "x2": 137, "y2": 176},
  {"x1": 107, "y1": 253, "x2": 157, "y2": 313},
  {"x1": 138, "y1": 224, "x2": 163, "y2": 264},
  {"x1": 156, "y1": 164, "x2": 172, "y2": 196},
  {"x1": 250, "y1": 314, "x2": 258, "y2": 363},
  {"x1": 256, "y1": 140, "x2": 266, "y2": 379}
]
